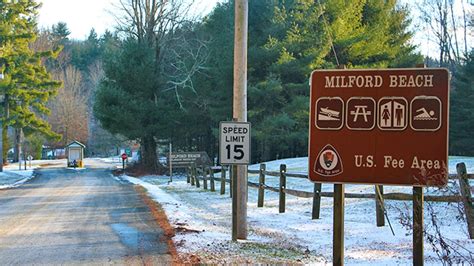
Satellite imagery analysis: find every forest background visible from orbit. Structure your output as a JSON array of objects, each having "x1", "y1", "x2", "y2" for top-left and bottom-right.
[{"x1": 1, "y1": 0, "x2": 472, "y2": 171}]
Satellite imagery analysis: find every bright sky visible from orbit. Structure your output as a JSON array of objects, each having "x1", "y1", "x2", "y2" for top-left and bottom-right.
[
  {"x1": 37, "y1": 0, "x2": 221, "y2": 40},
  {"x1": 37, "y1": 0, "x2": 471, "y2": 57}
]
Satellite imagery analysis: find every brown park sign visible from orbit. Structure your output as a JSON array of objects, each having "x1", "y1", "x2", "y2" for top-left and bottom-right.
[
  {"x1": 168, "y1": 152, "x2": 212, "y2": 168},
  {"x1": 309, "y1": 68, "x2": 449, "y2": 186}
]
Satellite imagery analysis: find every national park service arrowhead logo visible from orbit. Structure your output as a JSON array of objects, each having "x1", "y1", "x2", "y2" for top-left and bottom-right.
[{"x1": 314, "y1": 144, "x2": 343, "y2": 177}]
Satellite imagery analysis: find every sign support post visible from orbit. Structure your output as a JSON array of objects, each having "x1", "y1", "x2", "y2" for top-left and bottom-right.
[
  {"x1": 375, "y1": 185, "x2": 385, "y2": 226},
  {"x1": 169, "y1": 142, "x2": 173, "y2": 182},
  {"x1": 232, "y1": 164, "x2": 238, "y2": 241},
  {"x1": 233, "y1": 0, "x2": 248, "y2": 241},
  {"x1": 333, "y1": 184, "x2": 345, "y2": 266},
  {"x1": 121, "y1": 153, "x2": 127, "y2": 170},
  {"x1": 413, "y1": 187, "x2": 424, "y2": 265}
]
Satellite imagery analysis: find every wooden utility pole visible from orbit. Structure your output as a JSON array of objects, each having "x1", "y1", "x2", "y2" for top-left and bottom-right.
[{"x1": 233, "y1": 0, "x2": 248, "y2": 240}]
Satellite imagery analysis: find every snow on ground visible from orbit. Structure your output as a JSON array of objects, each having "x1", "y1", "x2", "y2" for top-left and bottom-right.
[
  {"x1": 0, "y1": 157, "x2": 123, "y2": 189},
  {"x1": 123, "y1": 156, "x2": 474, "y2": 265},
  {"x1": 0, "y1": 160, "x2": 42, "y2": 189}
]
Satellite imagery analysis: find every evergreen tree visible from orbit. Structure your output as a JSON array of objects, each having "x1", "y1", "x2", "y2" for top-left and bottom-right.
[
  {"x1": 51, "y1": 21, "x2": 70, "y2": 47},
  {"x1": 0, "y1": 0, "x2": 61, "y2": 161},
  {"x1": 450, "y1": 49, "x2": 474, "y2": 155},
  {"x1": 95, "y1": 0, "x2": 208, "y2": 171},
  {"x1": 70, "y1": 28, "x2": 101, "y2": 72},
  {"x1": 188, "y1": 0, "x2": 422, "y2": 162},
  {"x1": 250, "y1": 0, "x2": 422, "y2": 160},
  {"x1": 94, "y1": 40, "x2": 173, "y2": 171}
]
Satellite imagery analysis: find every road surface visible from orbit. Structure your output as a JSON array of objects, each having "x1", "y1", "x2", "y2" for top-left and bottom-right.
[{"x1": 0, "y1": 163, "x2": 172, "y2": 265}]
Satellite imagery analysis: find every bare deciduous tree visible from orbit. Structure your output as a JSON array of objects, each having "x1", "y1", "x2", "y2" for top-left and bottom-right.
[
  {"x1": 114, "y1": 0, "x2": 208, "y2": 103},
  {"x1": 48, "y1": 66, "x2": 89, "y2": 147},
  {"x1": 417, "y1": 0, "x2": 473, "y2": 66},
  {"x1": 105, "y1": 0, "x2": 209, "y2": 170}
]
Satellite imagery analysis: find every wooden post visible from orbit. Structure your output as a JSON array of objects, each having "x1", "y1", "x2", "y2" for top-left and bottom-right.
[
  {"x1": 233, "y1": 0, "x2": 249, "y2": 241},
  {"x1": 203, "y1": 167, "x2": 208, "y2": 190},
  {"x1": 333, "y1": 184, "x2": 344, "y2": 266},
  {"x1": 169, "y1": 142, "x2": 173, "y2": 182},
  {"x1": 258, "y1": 163, "x2": 266, "y2": 207},
  {"x1": 187, "y1": 166, "x2": 191, "y2": 183},
  {"x1": 229, "y1": 166, "x2": 233, "y2": 198},
  {"x1": 457, "y1": 162, "x2": 474, "y2": 239},
  {"x1": 191, "y1": 164, "x2": 195, "y2": 186},
  {"x1": 210, "y1": 167, "x2": 215, "y2": 192},
  {"x1": 279, "y1": 164, "x2": 286, "y2": 213},
  {"x1": 232, "y1": 165, "x2": 238, "y2": 241},
  {"x1": 195, "y1": 167, "x2": 201, "y2": 188},
  {"x1": 220, "y1": 166, "x2": 226, "y2": 195},
  {"x1": 375, "y1": 185, "x2": 385, "y2": 227},
  {"x1": 312, "y1": 183, "x2": 322, "y2": 219},
  {"x1": 413, "y1": 187, "x2": 424, "y2": 266}
]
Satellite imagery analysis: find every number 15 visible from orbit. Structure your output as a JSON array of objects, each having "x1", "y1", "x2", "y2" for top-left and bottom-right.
[{"x1": 226, "y1": 144, "x2": 244, "y2": 160}]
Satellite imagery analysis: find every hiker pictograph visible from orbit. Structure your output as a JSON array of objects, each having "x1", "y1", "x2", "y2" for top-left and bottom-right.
[
  {"x1": 378, "y1": 97, "x2": 408, "y2": 130},
  {"x1": 410, "y1": 96, "x2": 442, "y2": 131},
  {"x1": 346, "y1": 97, "x2": 375, "y2": 130}
]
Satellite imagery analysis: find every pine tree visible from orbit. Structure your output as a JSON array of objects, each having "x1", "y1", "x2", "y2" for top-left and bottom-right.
[
  {"x1": 249, "y1": 0, "x2": 422, "y2": 160},
  {"x1": 51, "y1": 22, "x2": 71, "y2": 47},
  {"x1": 450, "y1": 49, "x2": 474, "y2": 155},
  {"x1": 0, "y1": 0, "x2": 61, "y2": 161},
  {"x1": 94, "y1": 40, "x2": 172, "y2": 171}
]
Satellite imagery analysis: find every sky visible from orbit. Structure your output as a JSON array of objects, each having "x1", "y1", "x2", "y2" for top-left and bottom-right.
[
  {"x1": 37, "y1": 1, "x2": 472, "y2": 57},
  {"x1": 37, "y1": 0, "x2": 221, "y2": 40}
]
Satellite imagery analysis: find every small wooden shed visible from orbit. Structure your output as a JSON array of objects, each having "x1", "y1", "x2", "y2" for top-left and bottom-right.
[{"x1": 66, "y1": 140, "x2": 85, "y2": 167}]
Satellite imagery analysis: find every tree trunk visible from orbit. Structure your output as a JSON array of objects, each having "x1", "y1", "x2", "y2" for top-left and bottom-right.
[
  {"x1": 141, "y1": 135, "x2": 158, "y2": 172},
  {"x1": 3, "y1": 94, "x2": 9, "y2": 164},
  {"x1": 13, "y1": 128, "x2": 21, "y2": 163}
]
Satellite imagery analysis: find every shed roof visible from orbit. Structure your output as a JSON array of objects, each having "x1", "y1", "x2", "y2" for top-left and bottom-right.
[{"x1": 66, "y1": 140, "x2": 86, "y2": 148}]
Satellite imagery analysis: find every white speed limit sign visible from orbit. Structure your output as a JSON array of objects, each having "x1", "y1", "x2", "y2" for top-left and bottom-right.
[{"x1": 219, "y1": 121, "x2": 251, "y2": 165}]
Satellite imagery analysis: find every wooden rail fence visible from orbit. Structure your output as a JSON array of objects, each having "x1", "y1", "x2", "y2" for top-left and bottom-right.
[{"x1": 186, "y1": 162, "x2": 474, "y2": 239}]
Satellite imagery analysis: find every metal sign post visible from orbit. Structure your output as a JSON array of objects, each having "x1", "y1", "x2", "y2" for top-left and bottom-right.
[{"x1": 121, "y1": 153, "x2": 127, "y2": 170}]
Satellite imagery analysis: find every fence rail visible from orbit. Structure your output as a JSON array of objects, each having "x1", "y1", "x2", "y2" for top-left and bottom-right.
[{"x1": 189, "y1": 162, "x2": 474, "y2": 239}]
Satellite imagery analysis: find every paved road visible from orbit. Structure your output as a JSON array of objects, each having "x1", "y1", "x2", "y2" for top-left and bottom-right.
[{"x1": 0, "y1": 165, "x2": 172, "y2": 265}]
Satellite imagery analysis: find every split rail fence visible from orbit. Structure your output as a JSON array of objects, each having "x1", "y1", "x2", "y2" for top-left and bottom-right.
[{"x1": 186, "y1": 162, "x2": 474, "y2": 239}]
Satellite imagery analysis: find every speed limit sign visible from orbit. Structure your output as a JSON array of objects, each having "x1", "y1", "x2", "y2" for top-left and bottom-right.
[{"x1": 219, "y1": 121, "x2": 251, "y2": 165}]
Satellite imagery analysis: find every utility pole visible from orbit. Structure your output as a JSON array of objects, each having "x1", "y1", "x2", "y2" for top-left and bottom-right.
[{"x1": 233, "y1": 0, "x2": 248, "y2": 240}]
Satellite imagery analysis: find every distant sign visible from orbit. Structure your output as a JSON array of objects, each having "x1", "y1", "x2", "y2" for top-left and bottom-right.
[
  {"x1": 309, "y1": 68, "x2": 449, "y2": 186},
  {"x1": 168, "y1": 152, "x2": 211, "y2": 168},
  {"x1": 219, "y1": 121, "x2": 251, "y2": 165}
]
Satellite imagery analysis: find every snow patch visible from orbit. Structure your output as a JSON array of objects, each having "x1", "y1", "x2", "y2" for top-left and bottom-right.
[{"x1": 127, "y1": 156, "x2": 474, "y2": 264}]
